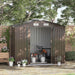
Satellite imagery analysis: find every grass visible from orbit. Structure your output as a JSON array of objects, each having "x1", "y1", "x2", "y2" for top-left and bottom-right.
[{"x1": 67, "y1": 74, "x2": 75, "y2": 75}]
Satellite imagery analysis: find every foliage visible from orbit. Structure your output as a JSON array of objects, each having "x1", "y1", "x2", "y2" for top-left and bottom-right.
[
  {"x1": 0, "y1": 0, "x2": 57, "y2": 25},
  {"x1": 69, "y1": 38, "x2": 75, "y2": 51},
  {"x1": 0, "y1": 0, "x2": 12, "y2": 25},
  {"x1": 53, "y1": 0, "x2": 75, "y2": 25},
  {"x1": 56, "y1": 56, "x2": 62, "y2": 62},
  {"x1": 22, "y1": 59, "x2": 27, "y2": 64},
  {"x1": 1, "y1": 39, "x2": 6, "y2": 43},
  {"x1": 65, "y1": 27, "x2": 75, "y2": 51},
  {"x1": 67, "y1": 74, "x2": 75, "y2": 75},
  {"x1": 65, "y1": 51, "x2": 75, "y2": 61},
  {"x1": 9, "y1": 57, "x2": 15, "y2": 62},
  {"x1": 17, "y1": 61, "x2": 21, "y2": 64},
  {"x1": 1, "y1": 47, "x2": 9, "y2": 52},
  {"x1": 0, "y1": 37, "x2": 6, "y2": 43},
  {"x1": 2, "y1": 27, "x2": 10, "y2": 49}
]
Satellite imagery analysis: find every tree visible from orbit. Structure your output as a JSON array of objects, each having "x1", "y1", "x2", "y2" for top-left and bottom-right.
[
  {"x1": 0, "y1": 0, "x2": 57, "y2": 25},
  {"x1": 53, "y1": 0, "x2": 75, "y2": 25},
  {"x1": 0, "y1": 0, "x2": 12, "y2": 25}
]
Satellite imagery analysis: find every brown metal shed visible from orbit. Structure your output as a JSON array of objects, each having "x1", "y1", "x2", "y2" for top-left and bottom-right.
[{"x1": 9, "y1": 20, "x2": 65, "y2": 64}]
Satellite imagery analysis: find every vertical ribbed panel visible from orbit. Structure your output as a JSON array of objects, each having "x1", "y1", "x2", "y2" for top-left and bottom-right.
[
  {"x1": 30, "y1": 27, "x2": 51, "y2": 53},
  {"x1": 51, "y1": 27, "x2": 65, "y2": 63}
]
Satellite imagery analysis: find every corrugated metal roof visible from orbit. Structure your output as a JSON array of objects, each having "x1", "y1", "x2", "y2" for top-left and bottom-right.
[{"x1": 11, "y1": 19, "x2": 65, "y2": 28}]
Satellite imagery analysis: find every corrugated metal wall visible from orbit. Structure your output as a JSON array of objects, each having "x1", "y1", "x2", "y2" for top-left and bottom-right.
[
  {"x1": 9, "y1": 27, "x2": 15, "y2": 58},
  {"x1": 10, "y1": 26, "x2": 30, "y2": 63},
  {"x1": 14, "y1": 26, "x2": 30, "y2": 63},
  {"x1": 51, "y1": 27, "x2": 65, "y2": 63}
]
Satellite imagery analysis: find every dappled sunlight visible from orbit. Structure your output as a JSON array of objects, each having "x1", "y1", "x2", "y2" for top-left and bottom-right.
[{"x1": 0, "y1": 62, "x2": 75, "y2": 75}]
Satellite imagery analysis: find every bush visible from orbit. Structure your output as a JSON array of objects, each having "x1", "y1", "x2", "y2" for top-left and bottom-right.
[
  {"x1": 9, "y1": 57, "x2": 15, "y2": 62},
  {"x1": 65, "y1": 51, "x2": 75, "y2": 61}
]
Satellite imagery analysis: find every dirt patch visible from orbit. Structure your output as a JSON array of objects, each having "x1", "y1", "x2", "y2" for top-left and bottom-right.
[{"x1": 0, "y1": 62, "x2": 75, "y2": 75}]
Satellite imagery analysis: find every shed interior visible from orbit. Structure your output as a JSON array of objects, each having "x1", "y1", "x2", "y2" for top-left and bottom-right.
[{"x1": 30, "y1": 27, "x2": 51, "y2": 63}]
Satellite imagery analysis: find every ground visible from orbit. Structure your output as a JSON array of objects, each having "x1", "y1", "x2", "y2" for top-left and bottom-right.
[{"x1": 0, "y1": 62, "x2": 75, "y2": 75}]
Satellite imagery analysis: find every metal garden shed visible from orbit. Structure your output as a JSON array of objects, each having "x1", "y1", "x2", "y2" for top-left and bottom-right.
[{"x1": 9, "y1": 20, "x2": 65, "y2": 64}]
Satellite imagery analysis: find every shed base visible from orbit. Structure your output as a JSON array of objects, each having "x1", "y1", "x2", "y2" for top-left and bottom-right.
[{"x1": 27, "y1": 63, "x2": 60, "y2": 66}]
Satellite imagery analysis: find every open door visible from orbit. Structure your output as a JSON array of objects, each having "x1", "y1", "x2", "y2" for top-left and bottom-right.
[{"x1": 30, "y1": 27, "x2": 51, "y2": 63}]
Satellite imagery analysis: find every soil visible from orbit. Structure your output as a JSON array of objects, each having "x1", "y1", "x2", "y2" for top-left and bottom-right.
[{"x1": 0, "y1": 61, "x2": 75, "y2": 75}]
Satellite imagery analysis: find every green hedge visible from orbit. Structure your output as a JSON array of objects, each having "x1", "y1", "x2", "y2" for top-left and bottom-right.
[{"x1": 65, "y1": 51, "x2": 75, "y2": 61}]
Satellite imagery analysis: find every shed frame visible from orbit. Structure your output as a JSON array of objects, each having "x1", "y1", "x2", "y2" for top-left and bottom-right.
[{"x1": 9, "y1": 20, "x2": 65, "y2": 64}]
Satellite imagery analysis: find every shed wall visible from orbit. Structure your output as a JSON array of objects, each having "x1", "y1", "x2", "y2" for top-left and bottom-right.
[
  {"x1": 14, "y1": 26, "x2": 30, "y2": 63},
  {"x1": 10, "y1": 27, "x2": 15, "y2": 58},
  {"x1": 51, "y1": 27, "x2": 65, "y2": 63}
]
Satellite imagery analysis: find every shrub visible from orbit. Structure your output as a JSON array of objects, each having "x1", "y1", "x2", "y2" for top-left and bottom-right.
[
  {"x1": 9, "y1": 57, "x2": 15, "y2": 62},
  {"x1": 2, "y1": 27, "x2": 10, "y2": 49},
  {"x1": 65, "y1": 51, "x2": 75, "y2": 61}
]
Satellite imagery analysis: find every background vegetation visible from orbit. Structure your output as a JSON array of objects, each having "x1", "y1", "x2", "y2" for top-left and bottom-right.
[
  {"x1": 0, "y1": 0, "x2": 75, "y2": 26},
  {"x1": 0, "y1": 0, "x2": 57, "y2": 25},
  {"x1": 2, "y1": 27, "x2": 10, "y2": 49}
]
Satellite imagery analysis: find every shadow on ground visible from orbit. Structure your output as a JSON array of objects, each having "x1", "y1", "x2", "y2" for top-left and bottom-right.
[
  {"x1": 0, "y1": 63, "x2": 21, "y2": 70},
  {"x1": 0, "y1": 62, "x2": 75, "y2": 71}
]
